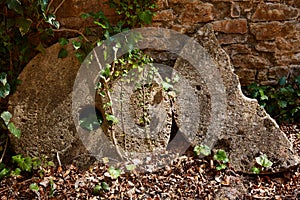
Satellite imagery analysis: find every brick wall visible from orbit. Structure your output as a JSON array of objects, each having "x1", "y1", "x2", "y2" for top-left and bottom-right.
[
  {"x1": 153, "y1": 0, "x2": 300, "y2": 85},
  {"x1": 55, "y1": 0, "x2": 300, "y2": 86}
]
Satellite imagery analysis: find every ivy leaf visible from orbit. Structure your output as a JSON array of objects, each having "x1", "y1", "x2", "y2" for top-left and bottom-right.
[
  {"x1": 216, "y1": 164, "x2": 227, "y2": 170},
  {"x1": 16, "y1": 18, "x2": 32, "y2": 36},
  {"x1": 58, "y1": 48, "x2": 68, "y2": 58},
  {"x1": 7, "y1": 0, "x2": 24, "y2": 15},
  {"x1": 93, "y1": 185, "x2": 102, "y2": 195},
  {"x1": 58, "y1": 37, "x2": 69, "y2": 46},
  {"x1": 0, "y1": 73, "x2": 8, "y2": 86},
  {"x1": 105, "y1": 114, "x2": 118, "y2": 125},
  {"x1": 35, "y1": 43, "x2": 46, "y2": 55},
  {"x1": 29, "y1": 183, "x2": 39, "y2": 191},
  {"x1": 1, "y1": 111, "x2": 12, "y2": 126},
  {"x1": 38, "y1": 0, "x2": 48, "y2": 12},
  {"x1": 213, "y1": 149, "x2": 229, "y2": 163},
  {"x1": 125, "y1": 164, "x2": 136, "y2": 171},
  {"x1": 8, "y1": 122, "x2": 21, "y2": 138},
  {"x1": 138, "y1": 10, "x2": 153, "y2": 24},
  {"x1": 107, "y1": 166, "x2": 121, "y2": 179},
  {"x1": 101, "y1": 182, "x2": 110, "y2": 191},
  {"x1": 72, "y1": 41, "x2": 81, "y2": 50},
  {"x1": 278, "y1": 77, "x2": 287, "y2": 86},
  {"x1": 0, "y1": 168, "x2": 10, "y2": 179},
  {"x1": 194, "y1": 144, "x2": 211, "y2": 156},
  {"x1": 251, "y1": 167, "x2": 260, "y2": 174},
  {"x1": 0, "y1": 82, "x2": 10, "y2": 98},
  {"x1": 255, "y1": 154, "x2": 273, "y2": 168},
  {"x1": 278, "y1": 100, "x2": 288, "y2": 108},
  {"x1": 45, "y1": 14, "x2": 60, "y2": 29}
]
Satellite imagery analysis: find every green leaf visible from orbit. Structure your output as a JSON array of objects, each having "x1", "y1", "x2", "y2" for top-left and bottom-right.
[
  {"x1": 278, "y1": 77, "x2": 287, "y2": 86},
  {"x1": 8, "y1": 122, "x2": 21, "y2": 138},
  {"x1": 0, "y1": 73, "x2": 8, "y2": 86},
  {"x1": 295, "y1": 76, "x2": 300, "y2": 85},
  {"x1": 213, "y1": 149, "x2": 229, "y2": 163},
  {"x1": 35, "y1": 43, "x2": 46, "y2": 55},
  {"x1": 58, "y1": 48, "x2": 68, "y2": 58},
  {"x1": 7, "y1": 0, "x2": 23, "y2": 15},
  {"x1": 255, "y1": 154, "x2": 273, "y2": 168},
  {"x1": 38, "y1": 0, "x2": 48, "y2": 12},
  {"x1": 45, "y1": 14, "x2": 60, "y2": 29},
  {"x1": 193, "y1": 144, "x2": 211, "y2": 156},
  {"x1": 251, "y1": 167, "x2": 260, "y2": 174},
  {"x1": 106, "y1": 114, "x2": 118, "y2": 125},
  {"x1": 0, "y1": 83, "x2": 10, "y2": 98},
  {"x1": 278, "y1": 100, "x2": 288, "y2": 108},
  {"x1": 11, "y1": 168, "x2": 21, "y2": 176},
  {"x1": 93, "y1": 185, "x2": 102, "y2": 195},
  {"x1": 72, "y1": 41, "x2": 81, "y2": 50},
  {"x1": 16, "y1": 18, "x2": 32, "y2": 36},
  {"x1": 125, "y1": 164, "x2": 136, "y2": 171},
  {"x1": 29, "y1": 183, "x2": 39, "y2": 191},
  {"x1": 101, "y1": 182, "x2": 110, "y2": 191},
  {"x1": 0, "y1": 168, "x2": 10, "y2": 179},
  {"x1": 162, "y1": 81, "x2": 173, "y2": 91},
  {"x1": 138, "y1": 10, "x2": 153, "y2": 24},
  {"x1": 58, "y1": 37, "x2": 69, "y2": 46},
  {"x1": 216, "y1": 164, "x2": 227, "y2": 170},
  {"x1": 107, "y1": 166, "x2": 121, "y2": 179},
  {"x1": 1, "y1": 111, "x2": 12, "y2": 126}
]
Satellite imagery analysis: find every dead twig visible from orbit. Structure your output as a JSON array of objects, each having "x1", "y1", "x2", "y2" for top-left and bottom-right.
[
  {"x1": 0, "y1": 137, "x2": 8, "y2": 163},
  {"x1": 53, "y1": 28, "x2": 89, "y2": 42}
]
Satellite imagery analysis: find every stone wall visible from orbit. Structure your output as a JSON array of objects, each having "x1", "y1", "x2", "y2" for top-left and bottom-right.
[
  {"x1": 153, "y1": 0, "x2": 300, "y2": 85},
  {"x1": 55, "y1": 0, "x2": 300, "y2": 86}
]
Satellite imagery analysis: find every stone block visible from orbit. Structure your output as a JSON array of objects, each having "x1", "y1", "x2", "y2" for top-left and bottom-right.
[
  {"x1": 231, "y1": 2, "x2": 241, "y2": 18},
  {"x1": 255, "y1": 41, "x2": 276, "y2": 52},
  {"x1": 234, "y1": 68, "x2": 257, "y2": 85},
  {"x1": 223, "y1": 44, "x2": 252, "y2": 56},
  {"x1": 152, "y1": 9, "x2": 175, "y2": 22},
  {"x1": 216, "y1": 33, "x2": 248, "y2": 45},
  {"x1": 269, "y1": 66, "x2": 289, "y2": 79},
  {"x1": 178, "y1": 3, "x2": 214, "y2": 24},
  {"x1": 212, "y1": 19, "x2": 248, "y2": 34},
  {"x1": 232, "y1": 54, "x2": 271, "y2": 69},
  {"x1": 250, "y1": 22, "x2": 297, "y2": 40},
  {"x1": 252, "y1": 3, "x2": 299, "y2": 22}
]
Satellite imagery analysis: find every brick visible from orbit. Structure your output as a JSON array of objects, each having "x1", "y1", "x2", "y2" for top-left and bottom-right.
[
  {"x1": 275, "y1": 52, "x2": 300, "y2": 65},
  {"x1": 213, "y1": 19, "x2": 248, "y2": 34},
  {"x1": 178, "y1": 3, "x2": 214, "y2": 24},
  {"x1": 217, "y1": 33, "x2": 247, "y2": 45},
  {"x1": 232, "y1": 54, "x2": 271, "y2": 69},
  {"x1": 269, "y1": 66, "x2": 289, "y2": 79},
  {"x1": 152, "y1": 9, "x2": 175, "y2": 22},
  {"x1": 223, "y1": 44, "x2": 252, "y2": 56},
  {"x1": 250, "y1": 22, "x2": 296, "y2": 40},
  {"x1": 252, "y1": 3, "x2": 299, "y2": 22},
  {"x1": 255, "y1": 41, "x2": 276, "y2": 52},
  {"x1": 257, "y1": 70, "x2": 268, "y2": 81},
  {"x1": 234, "y1": 68, "x2": 256, "y2": 86}
]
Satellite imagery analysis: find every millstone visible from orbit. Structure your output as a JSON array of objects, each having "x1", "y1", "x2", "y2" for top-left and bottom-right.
[
  {"x1": 173, "y1": 24, "x2": 299, "y2": 173},
  {"x1": 8, "y1": 40, "x2": 97, "y2": 167}
]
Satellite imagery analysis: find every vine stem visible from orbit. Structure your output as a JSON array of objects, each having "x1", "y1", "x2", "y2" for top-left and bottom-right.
[
  {"x1": 0, "y1": 137, "x2": 8, "y2": 163},
  {"x1": 53, "y1": 28, "x2": 89, "y2": 42},
  {"x1": 92, "y1": 50, "x2": 124, "y2": 161},
  {"x1": 53, "y1": 0, "x2": 66, "y2": 15}
]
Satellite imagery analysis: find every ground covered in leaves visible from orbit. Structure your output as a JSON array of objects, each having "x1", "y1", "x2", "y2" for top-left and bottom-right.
[{"x1": 0, "y1": 124, "x2": 299, "y2": 199}]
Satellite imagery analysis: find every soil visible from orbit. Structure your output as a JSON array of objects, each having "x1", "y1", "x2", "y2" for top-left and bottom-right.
[{"x1": 0, "y1": 124, "x2": 299, "y2": 199}]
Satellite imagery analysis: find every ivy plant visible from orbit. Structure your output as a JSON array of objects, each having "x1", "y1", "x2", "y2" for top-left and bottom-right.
[{"x1": 243, "y1": 76, "x2": 300, "y2": 123}]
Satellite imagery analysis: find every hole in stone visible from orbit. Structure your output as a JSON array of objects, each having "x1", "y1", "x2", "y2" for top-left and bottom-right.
[
  {"x1": 60, "y1": 135, "x2": 64, "y2": 140},
  {"x1": 79, "y1": 105, "x2": 103, "y2": 131},
  {"x1": 196, "y1": 85, "x2": 201, "y2": 91}
]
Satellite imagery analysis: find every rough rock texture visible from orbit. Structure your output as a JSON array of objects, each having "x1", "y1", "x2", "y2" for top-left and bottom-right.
[
  {"x1": 173, "y1": 24, "x2": 299, "y2": 173},
  {"x1": 8, "y1": 40, "x2": 96, "y2": 167}
]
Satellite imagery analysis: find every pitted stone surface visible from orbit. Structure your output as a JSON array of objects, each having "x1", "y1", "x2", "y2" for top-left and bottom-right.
[
  {"x1": 173, "y1": 24, "x2": 299, "y2": 173},
  {"x1": 8, "y1": 40, "x2": 96, "y2": 167}
]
